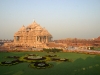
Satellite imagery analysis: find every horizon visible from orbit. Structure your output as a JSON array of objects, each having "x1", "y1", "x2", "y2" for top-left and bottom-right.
[{"x1": 0, "y1": 0, "x2": 100, "y2": 40}]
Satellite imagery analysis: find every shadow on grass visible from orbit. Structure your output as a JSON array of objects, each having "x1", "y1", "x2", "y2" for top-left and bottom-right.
[{"x1": 53, "y1": 56, "x2": 100, "y2": 75}]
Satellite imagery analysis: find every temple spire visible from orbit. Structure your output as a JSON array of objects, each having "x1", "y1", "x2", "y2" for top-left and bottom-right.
[{"x1": 33, "y1": 19, "x2": 35, "y2": 23}]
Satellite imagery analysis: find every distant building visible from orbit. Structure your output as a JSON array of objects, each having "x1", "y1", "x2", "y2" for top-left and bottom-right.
[
  {"x1": 0, "y1": 39, "x2": 13, "y2": 46},
  {"x1": 93, "y1": 36, "x2": 100, "y2": 46},
  {"x1": 54, "y1": 37, "x2": 100, "y2": 47}
]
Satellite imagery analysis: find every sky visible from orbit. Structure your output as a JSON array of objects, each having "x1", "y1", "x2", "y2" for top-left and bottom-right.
[{"x1": 0, "y1": 0, "x2": 100, "y2": 40}]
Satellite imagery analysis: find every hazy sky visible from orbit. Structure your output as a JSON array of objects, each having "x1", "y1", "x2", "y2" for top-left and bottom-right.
[{"x1": 0, "y1": 0, "x2": 100, "y2": 40}]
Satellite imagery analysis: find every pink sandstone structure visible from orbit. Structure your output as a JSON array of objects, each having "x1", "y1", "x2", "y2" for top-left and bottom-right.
[{"x1": 4, "y1": 21, "x2": 52, "y2": 48}]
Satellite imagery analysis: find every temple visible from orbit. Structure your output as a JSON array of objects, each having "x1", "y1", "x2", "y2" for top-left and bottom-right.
[{"x1": 6, "y1": 21, "x2": 52, "y2": 48}]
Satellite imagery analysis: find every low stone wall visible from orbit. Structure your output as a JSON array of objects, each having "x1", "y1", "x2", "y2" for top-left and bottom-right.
[{"x1": 63, "y1": 49, "x2": 100, "y2": 55}]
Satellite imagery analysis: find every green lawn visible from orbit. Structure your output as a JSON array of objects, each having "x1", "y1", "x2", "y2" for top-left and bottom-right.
[
  {"x1": 94, "y1": 47, "x2": 100, "y2": 50},
  {"x1": 0, "y1": 52, "x2": 100, "y2": 75}
]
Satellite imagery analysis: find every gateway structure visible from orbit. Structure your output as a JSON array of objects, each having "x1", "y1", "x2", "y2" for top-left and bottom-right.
[{"x1": 10, "y1": 21, "x2": 52, "y2": 48}]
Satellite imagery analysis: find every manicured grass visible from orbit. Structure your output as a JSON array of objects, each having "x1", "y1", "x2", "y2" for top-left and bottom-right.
[
  {"x1": 94, "y1": 47, "x2": 100, "y2": 50},
  {"x1": 0, "y1": 52, "x2": 100, "y2": 75}
]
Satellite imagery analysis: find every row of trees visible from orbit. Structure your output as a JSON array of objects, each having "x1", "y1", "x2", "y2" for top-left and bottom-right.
[{"x1": 43, "y1": 48, "x2": 63, "y2": 53}]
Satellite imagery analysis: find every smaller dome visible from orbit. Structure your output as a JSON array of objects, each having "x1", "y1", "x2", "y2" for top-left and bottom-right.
[
  {"x1": 19, "y1": 25, "x2": 26, "y2": 31},
  {"x1": 41, "y1": 28, "x2": 52, "y2": 36},
  {"x1": 14, "y1": 32, "x2": 22, "y2": 36}
]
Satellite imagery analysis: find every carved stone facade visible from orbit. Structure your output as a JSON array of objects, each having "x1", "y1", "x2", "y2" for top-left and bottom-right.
[{"x1": 13, "y1": 21, "x2": 52, "y2": 48}]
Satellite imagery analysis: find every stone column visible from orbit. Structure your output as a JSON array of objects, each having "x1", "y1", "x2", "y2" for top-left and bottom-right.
[
  {"x1": 38, "y1": 36, "x2": 40, "y2": 42},
  {"x1": 41, "y1": 36, "x2": 42, "y2": 43},
  {"x1": 44, "y1": 36, "x2": 46, "y2": 43},
  {"x1": 37, "y1": 36, "x2": 38, "y2": 41},
  {"x1": 46, "y1": 36, "x2": 48, "y2": 43},
  {"x1": 40, "y1": 36, "x2": 42, "y2": 42},
  {"x1": 36, "y1": 36, "x2": 37, "y2": 42},
  {"x1": 39, "y1": 36, "x2": 41, "y2": 42},
  {"x1": 39, "y1": 36, "x2": 40, "y2": 42},
  {"x1": 44, "y1": 36, "x2": 45, "y2": 43},
  {"x1": 42, "y1": 36, "x2": 43, "y2": 42},
  {"x1": 41, "y1": 36, "x2": 42, "y2": 42},
  {"x1": 37, "y1": 36, "x2": 39, "y2": 42},
  {"x1": 42, "y1": 36, "x2": 44, "y2": 43},
  {"x1": 35, "y1": 36, "x2": 37, "y2": 42}
]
